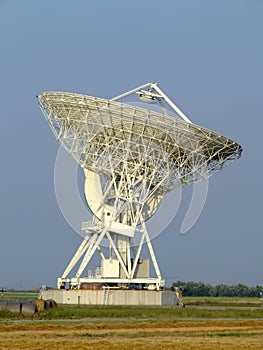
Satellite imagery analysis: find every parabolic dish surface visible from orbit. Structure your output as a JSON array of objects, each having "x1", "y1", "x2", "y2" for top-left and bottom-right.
[{"x1": 38, "y1": 92, "x2": 242, "y2": 192}]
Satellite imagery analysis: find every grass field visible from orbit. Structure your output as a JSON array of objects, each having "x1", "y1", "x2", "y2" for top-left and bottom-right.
[
  {"x1": 0, "y1": 291, "x2": 39, "y2": 300},
  {"x1": 1, "y1": 304, "x2": 263, "y2": 321},
  {"x1": 1, "y1": 292, "x2": 263, "y2": 349},
  {"x1": 36, "y1": 305, "x2": 263, "y2": 320},
  {"x1": 183, "y1": 296, "x2": 263, "y2": 307}
]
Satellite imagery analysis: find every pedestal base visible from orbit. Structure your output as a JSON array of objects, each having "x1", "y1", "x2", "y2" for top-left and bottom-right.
[{"x1": 40, "y1": 289, "x2": 178, "y2": 306}]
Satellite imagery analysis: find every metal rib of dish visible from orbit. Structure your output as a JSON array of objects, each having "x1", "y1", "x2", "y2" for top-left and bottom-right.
[{"x1": 38, "y1": 91, "x2": 242, "y2": 192}]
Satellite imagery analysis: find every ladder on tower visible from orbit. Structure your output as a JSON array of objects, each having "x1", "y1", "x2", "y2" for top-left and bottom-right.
[{"x1": 103, "y1": 286, "x2": 110, "y2": 305}]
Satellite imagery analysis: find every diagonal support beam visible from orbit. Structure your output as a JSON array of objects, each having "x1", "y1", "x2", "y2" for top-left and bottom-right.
[
  {"x1": 62, "y1": 235, "x2": 90, "y2": 278},
  {"x1": 131, "y1": 231, "x2": 146, "y2": 278},
  {"x1": 142, "y1": 222, "x2": 162, "y2": 279},
  {"x1": 75, "y1": 229, "x2": 107, "y2": 278}
]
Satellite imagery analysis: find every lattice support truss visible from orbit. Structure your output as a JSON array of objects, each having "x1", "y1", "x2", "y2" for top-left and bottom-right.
[{"x1": 57, "y1": 222, "x2": 164, "y2": 290}]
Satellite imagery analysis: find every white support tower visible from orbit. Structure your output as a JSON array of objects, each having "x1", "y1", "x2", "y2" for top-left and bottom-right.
[{"x1": 38, "y1": 83, "x2": 242, "y2": 291}]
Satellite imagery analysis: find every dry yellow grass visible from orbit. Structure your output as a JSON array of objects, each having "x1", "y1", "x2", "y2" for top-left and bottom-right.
[{"x1": 0, "y1": 320, "x2": 263, "y2": 349}]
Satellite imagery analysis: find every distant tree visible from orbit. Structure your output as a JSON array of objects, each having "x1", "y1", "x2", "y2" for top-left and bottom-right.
[{"x1": 171, "y1": 281, "x2": 263, "y2": 298}]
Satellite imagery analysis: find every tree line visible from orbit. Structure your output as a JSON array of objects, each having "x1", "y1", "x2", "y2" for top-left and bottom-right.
[{"x1": 171, "y1": 281, "x2": 263, "y2": 297}]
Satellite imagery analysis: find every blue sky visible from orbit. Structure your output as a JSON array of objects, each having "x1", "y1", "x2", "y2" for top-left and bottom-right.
[{"x1": 0, "y1": 0, "x2": 262, "y2": 289}]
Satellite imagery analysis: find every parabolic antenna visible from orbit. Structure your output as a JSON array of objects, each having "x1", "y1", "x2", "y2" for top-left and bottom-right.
[{"x1": 38, "y1": 82, "x2": 242, "y2": 290}]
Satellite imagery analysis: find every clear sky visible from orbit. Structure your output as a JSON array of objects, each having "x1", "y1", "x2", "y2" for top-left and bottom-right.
[{"x1": 0, "y1": 0, "x2": 262, "y2": 290}]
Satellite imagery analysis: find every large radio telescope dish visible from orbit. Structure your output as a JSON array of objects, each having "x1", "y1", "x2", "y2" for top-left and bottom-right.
[{"x1": 38, "y1": 82, "x2": 242, "y2": 290}]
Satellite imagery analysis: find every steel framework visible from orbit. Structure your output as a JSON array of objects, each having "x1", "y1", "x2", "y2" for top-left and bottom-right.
[{"x1": 38, "y1": 82, "x2": 242, "y2": 290}]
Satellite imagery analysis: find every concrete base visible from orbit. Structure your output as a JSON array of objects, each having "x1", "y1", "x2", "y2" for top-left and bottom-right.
[{"x1": 40, "y1": 289, "x2": 177, "y2": 306}]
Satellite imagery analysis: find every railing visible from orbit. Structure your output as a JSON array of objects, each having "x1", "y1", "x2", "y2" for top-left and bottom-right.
[
  {"x1": 81, "y1": 221, "x2": 101, "y2": 232},
  {"x1": 88, "y1": 267, "x2": 102, "y2": 278}
]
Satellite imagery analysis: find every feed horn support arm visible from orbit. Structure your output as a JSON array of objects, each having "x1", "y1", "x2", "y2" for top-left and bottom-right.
[{"x1": 110, "y1": 82, "x2": 192, "y2": 124}]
